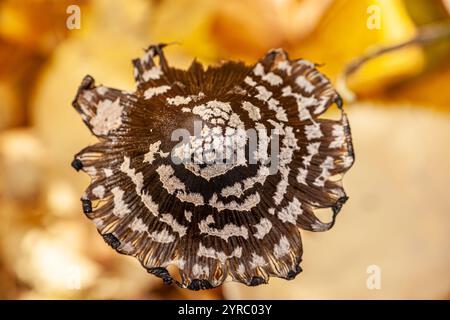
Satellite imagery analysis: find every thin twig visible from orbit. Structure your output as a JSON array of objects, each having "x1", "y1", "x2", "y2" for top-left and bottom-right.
[{"x1": 336, "y1": 23, "x2": 450, "y2": 102}]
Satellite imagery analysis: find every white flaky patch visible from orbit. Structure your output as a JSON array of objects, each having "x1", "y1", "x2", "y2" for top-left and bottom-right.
[
  {"x1": 250, "y1": 253, "x2": 267, "y2": 269},
  {"x1": 282, "y1": 85, "x2": 324, "y2": 121},
  {"x1": 262, "y1": 72, "x2": 283, "y2": 86},
  {"x1": 220, "y1": 182, "x2": 244, "y2": 198},
  {"x1": 253, "y1": 218, "x2": 272, "y2": 240},
  {"x1": 277, "y1": 60, "x2": 292, "y2": 75},
  {"x1": 156, "y1": 164, "x2": 186, "y2": 194},
  {"x1": 184, "y1": 162, "x2": 241, "y2": 181},
  {"x1": 191, "y1": 100, "x2": 232, "y2": 121},
  {"x1": 141, "y1": 193, "x2": 159, "y2": 216},
  {"x1": 297, "y1": 168, "x2": 308, "y2": 185},
  {"x1": 244, "y1": 76, "x2": 257, "y2": 87},
  {"x1": 237, "y1": 263, "x2": 245, "y2": 274},
  {"x1": 230, "y1": 85, "x2": 247, "y2": 95},
  {"x1": 273, "y1": 172, "x2": 289, "y2": 205},
  {"x1": 253, "y1": 62, "x2": 283, "y2": 86},
  {"x1": 121, "y1": 157, "x2": 159, "y2": 216},
  {"x1": 130, "y1": 217, "x2": 148, "y2": 233},
  {"x1": 268, "y1": 119, "x2": 283, "y2": 133},
  {"x1": 104, "y1": 168, "x2": 113, "y2": 177},
  {"x1": 177, "y1": 192, "x2": 204, "y2": 206},
  {"x1": 173, "y1": 120, "x2": 247, "y2": 180},
  {"x1": 142, "y1": 66, "x2": 163, "y2": 81},
  {"x1": 144, "y1": 140, "x2": 168, "y2": 164},
  {"x1": 209, "y1": 192, "x2": 260, "y2": 212},
  {"x1": 255, "y1": 85, "x2": 272, "y2": 101},
  {"x1": 220, "y1": 166, "x2": 270, "y2": 199},
  {"x1": 274, "y1": 236, "x2": 291, "y2": 259},
  {"x1": 90, "y1": 98, "x2": 123, "y2": 135},
  {"x1": 144, "y1": 85, "x2": 170, "y2": 100},
  {"x1": 96, "y1": 86, "x2": 109, "y2": 95},
  {"x1": 342, "y1": 154, "x2": 354, "y2": 168},
  {"x1": 295, "y1": 75, "x2": 315, "y2": 93},
  {"x1": 111, "y1": 187, "x2": 130, "y2": 218},
  {"x1": 273, "y1": 126, "x2": 299, "y2": 205},
  {"x1": 298, "y1": 96, "x2": 319, "y2": 120},
  {"x1": 302, "y1": 142, "x2": 320, "y2": 167},
  {"x1": 192, "y1": 264, "x2": 209, "y2": 277},
  {"x1": 313, "y1": 96, "x2": 329, "y2": 115},
  {"x1": 305, "y1": 122, "x2": 323, "y2": 140},
  {"x1": 253, "y1": 128, "x2": 269, "y2": 162},
  {"x1": 186, "y1": 100, "x2": 244, "y2": 128},
  {"x1": 160, "y1": 213, "x2": 187, "y2": 237},
  {"x1": 198, "y1": 215, "x2": 248, "y2": 241},
  {"x1": 253, "y1": 63, "x2": 265, "y2": 76},
  {"x1": 197, "y1": 243, "x2": 242, "y2": 263},
  {"x1": 184, "y1": 210, "x2": 192, "y2": 222},
  {"x1": 242, "y1": 166, "x2": 270, "y2": 191},
  {"x1": 121, "y1": 157, "x2": 144, "y2": 194},
  {"x1": 167, "y1": 95, "x2": 192, "y2": 106},
  {"x1": 313, "y1": 156, "x2": 335, "y2": 187},
  {"x1": 277, "y1": 197, "x2": 303, "y2": 224},
  {"x1": 298, "y1": 104, "x2": 312, "y2": 121},
  {"x1": 191, "y1": 91, "x2": 206, "y2": 101},
  {"x1": 148, "y1": 229, "x2": 175, "y2": 243},
  {"x1": 242, "y1": 101, "x2": 261, "y2": 121},
  {"x1": 330, "y1": 124, "x2": 345, "y2": 149},
  {"x1": 228, "y1": 113, "x2": 243, "y2": 128},
  {"x1": 144, "y1": 141, "x2": 160, "y2": 164},
  {"x1": 267, "y1": 98, "x2": 288, "y2": 122},
  {"x1": 157, "y1": 164, "x2": 205, "y2": 206},
  {"x1": 210, "y1": 118, "x2": 224, "y2": 125},
  {"x1": 92, "y1": 185, "x2": 105, "y2": 198}
]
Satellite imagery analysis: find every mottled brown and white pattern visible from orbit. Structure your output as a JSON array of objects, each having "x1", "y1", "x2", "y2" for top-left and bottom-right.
[{"x1": 71, "y1": 44, "x2": 354, "y2": 290}]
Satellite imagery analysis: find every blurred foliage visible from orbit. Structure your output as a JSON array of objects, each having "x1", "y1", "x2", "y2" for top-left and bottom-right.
[{"x1": 0, "y1": 0, "x2": 449, "y2": 299}]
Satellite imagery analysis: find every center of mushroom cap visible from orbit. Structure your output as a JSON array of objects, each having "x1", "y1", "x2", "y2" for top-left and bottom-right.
[{"x1": 169, "y1": 99, "x2": 252, "y2": 181}]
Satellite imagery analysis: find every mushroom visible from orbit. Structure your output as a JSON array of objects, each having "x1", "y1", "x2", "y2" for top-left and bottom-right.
[{"x1": 71, "y1": 44, "x2": 354, "y2": 290}]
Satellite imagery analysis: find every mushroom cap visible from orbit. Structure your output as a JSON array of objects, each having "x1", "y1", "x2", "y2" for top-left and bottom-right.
[{"x1": 72, "y1": 44, "x2": 354, "y2": 290}]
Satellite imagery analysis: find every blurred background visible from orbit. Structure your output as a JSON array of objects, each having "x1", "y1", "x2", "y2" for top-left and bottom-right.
[{"x1": 0, "y1": 0, "x2": 449, "y2": 299}]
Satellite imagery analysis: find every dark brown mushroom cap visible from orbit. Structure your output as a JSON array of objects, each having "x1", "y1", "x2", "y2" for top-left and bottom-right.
[{"x1": 72, "y1": 44, "x2": 354, "y2": 290}]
